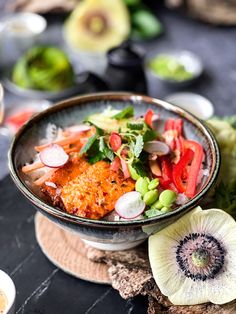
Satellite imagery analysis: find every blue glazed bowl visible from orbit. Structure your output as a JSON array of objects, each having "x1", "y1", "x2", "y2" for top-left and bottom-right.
[{"x1": 8, "y1": 92, "x2": 220, "y2": 250}]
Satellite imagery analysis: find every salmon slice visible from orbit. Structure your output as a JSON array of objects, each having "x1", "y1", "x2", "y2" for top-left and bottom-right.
[{"x1": 42, "y1": 156, "x2": 135, "y2": 220}]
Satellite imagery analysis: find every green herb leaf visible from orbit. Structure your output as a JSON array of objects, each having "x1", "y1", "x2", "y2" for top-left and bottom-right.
[
  {"x1": 112, "y1": 106, "x2": 134, "y2": 120},
  {"x1": 145, "y1": 208, "x2": 162, "y2": 218},
  {"x1": 132, "y1": 160, "x2": 147, "y2": 177},
  {"x1": 143, "y1": 129, "x2": 157, "y2": 142},
  {"x1": 88, "y1": 152, "x2": 105, "y2": 164},
  {"x1": 134, "y1": 135, "x2": 144, "y2": 158},
  {"x1": 99, "y1": 137, "x2": 114, "y2": 161},
  {"x1": 79, "y1": 134, "x2": 97, "y2": 156},
  {"x1": 127, "y1": 122, "x2": 144, "y2": 130}
]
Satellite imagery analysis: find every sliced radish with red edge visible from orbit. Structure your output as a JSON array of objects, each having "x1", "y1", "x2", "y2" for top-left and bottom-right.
[
  {"x1": 40, "y1": 144, "x2": 69, "y2": 168},
  {"x1": 115, "y1": 191, "x2": 145, "y2": 219}
]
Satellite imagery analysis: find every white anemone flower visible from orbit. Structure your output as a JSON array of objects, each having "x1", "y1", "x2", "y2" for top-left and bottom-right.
[{"x1": 149, "y1": 206, "x2": 236, "y2": 305}]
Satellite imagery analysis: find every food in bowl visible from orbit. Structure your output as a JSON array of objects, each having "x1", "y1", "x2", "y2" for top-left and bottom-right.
[
  {"x1": 0, "y1": 289, "x2": 7, "y2": 313},
  {"x1": 21, "y1": 105, "x2": 207, "y2": 221},
  {"x1": 148, "y1": 54, "x2": 194, "y2": 82},
  {"x1": 12, "y1": 46, "x2": 75, "y2": 91}
]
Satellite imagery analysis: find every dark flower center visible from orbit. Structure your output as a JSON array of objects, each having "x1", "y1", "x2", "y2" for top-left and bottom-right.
[
  {"x1": 83, "y1": 11, "x2": 108, "y2": 36},
  {"x1": 176, "y1": 233, "x2": 225, "y2": 281}
]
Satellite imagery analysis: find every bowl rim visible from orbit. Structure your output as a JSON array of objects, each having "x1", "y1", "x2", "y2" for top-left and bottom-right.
[{"x1": 8, "y1": 92, "x2": 220, "y2": 228}]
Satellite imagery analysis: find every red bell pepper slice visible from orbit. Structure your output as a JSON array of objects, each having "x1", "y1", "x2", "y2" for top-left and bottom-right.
[
  {"x1": 173, "y1": 148, "x2": 194, "y2": 193},
  {"x1": 184, "y1": 140, "x2": 204, "y2": 197},
  {"x1": 144, "y1": 109, "x2": 154, "y2": 128},
  {"x1": 109, "y1": 132, "x2": 122, "y2": 152},
  {"x1": 174, "y1": 119, "x2": 183, "y2": 135},
  {"x1": 164, "y1": 118, "x2": 175, "y2": 131},
  {"x1": 159, "y1": 156, "x2": 173, "y2": 188}
]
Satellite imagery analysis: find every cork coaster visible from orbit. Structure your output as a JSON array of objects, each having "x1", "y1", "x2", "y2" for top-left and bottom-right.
[{"x1": 35, "y1": 212, "x2": 111, "y2": 284}]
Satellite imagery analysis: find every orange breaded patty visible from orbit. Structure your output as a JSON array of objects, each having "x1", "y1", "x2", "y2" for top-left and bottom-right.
[{"x1": 43, "y1": 157, "x2": 135, "y2": 219}]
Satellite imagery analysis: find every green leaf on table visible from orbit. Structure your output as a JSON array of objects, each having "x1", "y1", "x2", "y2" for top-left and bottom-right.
[
  {"x1": 131, "y1": 10, "x2": 163, "y2": 40},
  {"x1": 214, "y1": 180, "x2": 236, "y2": 219},
  {"x1": 134, "y1": 135, "x2": 144, "y2": 158},
  {"x1": 112, "y1": 106, "x2": 134, "y2": 120}
]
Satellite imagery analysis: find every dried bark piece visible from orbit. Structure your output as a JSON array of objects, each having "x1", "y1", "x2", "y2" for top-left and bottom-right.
[
  {"x1": 86, "y1": 242, "x2": 148, "y2": 265},
  {"x1": 148, "y1": 296, "x2": 236, "y2": 314}
]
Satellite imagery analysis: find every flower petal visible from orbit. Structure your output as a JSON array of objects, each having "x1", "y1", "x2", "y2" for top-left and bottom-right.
[
  {"x1": 207, "y1": 270, "x2": 236, "y2": 304},
  {"x1": 149, "y1": 233, "x2": 184, "y2": 296},
  {"x1": 190, "y1": 208, "x2": 236, "y2": 241},
  {"x1": 169, "y1": 279, "x2": 209, "y2": 305}
]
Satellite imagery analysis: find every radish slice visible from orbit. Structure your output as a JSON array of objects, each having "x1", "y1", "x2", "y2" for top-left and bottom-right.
[
  {"x1": 144, "y1": 141, "x2": 170, "y2": 155},
  {"x1": 66, "y1": 125, "x2": 91, "y2": 134},
  {"x1": 115, "y1": 191, "x2": 145, "y2": 219},
  {"x1": 40, "y1": 144, "x2": 69, "y2": 168}
]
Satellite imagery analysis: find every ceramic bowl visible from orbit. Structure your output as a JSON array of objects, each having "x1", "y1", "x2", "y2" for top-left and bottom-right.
[
  {"x1": 0, "y1": 270, "x2": 16, "y2": 314},
  {"x1": 8, "y1": 92, "x2": 220, "y2": 251},
  {"x1": 146, "y1": 50, "x2": 203, "y2": 87}
]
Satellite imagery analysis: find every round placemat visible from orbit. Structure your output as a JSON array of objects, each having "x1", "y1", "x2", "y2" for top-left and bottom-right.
[{"x1": 35, "y1": 212, "x2": 111, "y2": 284}]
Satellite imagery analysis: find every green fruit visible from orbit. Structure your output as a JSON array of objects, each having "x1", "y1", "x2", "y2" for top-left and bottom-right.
[
  {"x1": 151, "y1": 200, "x2": 163, "y2": 210},
  {"x1": 135, "y1": 177, "x2": 149, "y2": 196},
  {"x1": 159, "y1": 190, "x2": 177, "y2": 207},
  {"x1": 143, "y1": 190, "x2": 159, "y2": 206},
  {"x1": 64, "y1": 0, "x2": 130, "y2": 52},
  {"x1": 148, "y1": 178, "x2": 159, "y2": 190}
]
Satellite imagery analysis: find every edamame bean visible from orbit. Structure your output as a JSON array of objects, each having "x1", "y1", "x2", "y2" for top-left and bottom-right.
[
  {"x1": 143, "y1": 190, "x2": 159, "y2": 205},
  {"x1": 148, "y1": 178, "x2": 159, "y2": 190},
  {"x1": 151, "y1": 199, "x2": 163, "y2": 210},
  {"x1": 135, "y1": 177, "x2": 149, "y2": 196},
  {"x1": 161, "y1": 206, "x2": 171, "y2": 213},
  {"x1": 159, "y1": 190, "x2": 177, "y2": 207}
]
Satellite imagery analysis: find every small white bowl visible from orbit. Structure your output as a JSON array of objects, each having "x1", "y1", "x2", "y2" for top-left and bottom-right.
[
  {"x1": 0, "y1": 270, "x2": 16, "y2": 314},
  {"x1": 0, "y1": 13, "x2": 47, "y2": 65},
  {"x1": 165, "y1": 92, "x2": 214, "y2": 120},
  {"x1": 147, "y1": 50, "x2": 203, "y2": 87}
]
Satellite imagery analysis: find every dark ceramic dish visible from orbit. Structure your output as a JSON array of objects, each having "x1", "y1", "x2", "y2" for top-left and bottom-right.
[
  {"x1": 8, "y1": 92, "x2": 220, "y2": 250},
  {"x1": 3, "y1": 71, "x2": 108, "y2": 101}
]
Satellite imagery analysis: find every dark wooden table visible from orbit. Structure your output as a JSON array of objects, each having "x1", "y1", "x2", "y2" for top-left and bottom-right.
[{"x1": 0, "y1": 4, "x2": 236, "y2": 314}]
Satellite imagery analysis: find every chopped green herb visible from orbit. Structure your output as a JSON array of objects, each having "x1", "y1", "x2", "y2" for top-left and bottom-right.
[
  {"x1": 112, "y1": 106, "x2": 134, "y2": 120},
  {"x1": 131, "y1": 160, "x2": 147, "y2": 177},
  {"x1": 99, "y1": 137, "x2": 114, "y2": 161},
  {"x1": 145, "y1": 208, "x2": 162, "y2": 218},
  {"x1": 127, "y1": 122, "x2": 144, "y2": 130},
  {"x1": 79, "y1": 134, "x2": 97, "y2": 156},
  {"x1": 88, "y1": 152, "x2": 105, "y2": 164},
  {"x1": 143, "y1": 129, "x2": 157, "y2": 142},
  {"x1": 134, "y1": 135, "x2": 144, "y2": 158}
]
